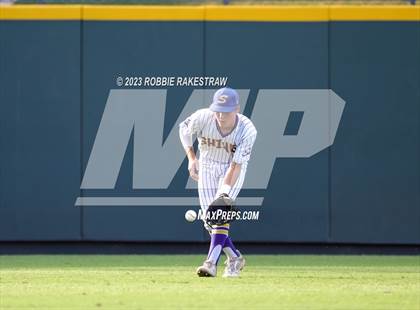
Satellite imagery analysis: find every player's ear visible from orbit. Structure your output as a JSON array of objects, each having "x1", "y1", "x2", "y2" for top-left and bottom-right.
[{"x1": 235, "y1": 105, "x2": 240, "y2": 113}]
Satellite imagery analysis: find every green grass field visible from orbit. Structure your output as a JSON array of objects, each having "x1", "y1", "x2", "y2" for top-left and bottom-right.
[{"x1": 1, "y1": 255, "x2": 419, "y2": 309}]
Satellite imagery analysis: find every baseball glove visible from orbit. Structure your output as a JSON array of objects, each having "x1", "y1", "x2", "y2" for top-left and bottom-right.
[{"x1": 205, "y1": 194, "x2": 237, "y2": 227}]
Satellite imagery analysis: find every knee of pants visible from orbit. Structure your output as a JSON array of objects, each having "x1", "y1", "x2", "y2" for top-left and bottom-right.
[
  {"x1": 202, "y1": 220, "x2": 212, "y2": 234},
  {"x1": 203, "y1": 221, "x2": 232, "y2": 236},
  {"x1": 203, "y1": 221, "x2": 228, "y2": 234}
]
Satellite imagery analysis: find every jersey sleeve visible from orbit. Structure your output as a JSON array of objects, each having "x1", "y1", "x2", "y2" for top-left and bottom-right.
[
  {"x1": 232, "y1": 126, "x2": 257, "y2": 165},
  {"x1": 179, "y1": 109, "x2": 206, "y2": 148}
]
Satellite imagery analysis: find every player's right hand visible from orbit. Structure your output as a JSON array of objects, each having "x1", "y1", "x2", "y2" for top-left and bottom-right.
[{"x1": 188, "y1": 159, "x2": 199, "y2": 181}]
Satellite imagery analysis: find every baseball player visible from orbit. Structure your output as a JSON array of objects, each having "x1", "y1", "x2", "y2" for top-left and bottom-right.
[{"x1": 179, "y1": 87, "x2": 257, "y2": 277}]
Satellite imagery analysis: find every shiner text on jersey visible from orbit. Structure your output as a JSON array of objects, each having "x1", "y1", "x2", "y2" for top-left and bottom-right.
[{"x1": 201, "y1": 137, "x2": 236, "y2": 154}]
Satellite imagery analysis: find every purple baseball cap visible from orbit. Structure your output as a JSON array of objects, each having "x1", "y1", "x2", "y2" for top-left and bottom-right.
[{"x1": 209, "y1": 87, "x2": 239, "y2": 113}]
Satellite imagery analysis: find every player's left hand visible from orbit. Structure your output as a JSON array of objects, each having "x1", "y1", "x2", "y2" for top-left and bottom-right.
[{"x1": 205, "y1": 194, "x2": 237, "y2": 227}]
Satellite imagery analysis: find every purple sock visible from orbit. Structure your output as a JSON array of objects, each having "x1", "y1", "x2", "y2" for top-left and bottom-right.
[
  {"x1": 207, "y1": 226, "x2": 229, "y2": 265},
  {"x1": 223, "y1": 236, "x2": 240, "y2": 257}
]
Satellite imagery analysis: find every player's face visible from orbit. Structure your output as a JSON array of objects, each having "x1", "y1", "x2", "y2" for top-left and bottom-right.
[{"x1": 214, "y1": 110, "x2": 237, "y2": 128}]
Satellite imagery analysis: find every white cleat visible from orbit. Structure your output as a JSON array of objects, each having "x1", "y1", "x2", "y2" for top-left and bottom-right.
[
  {"x1": 196, "y1": 260, "x2": 217, "y2": 277},
  {"x1": 223, "y1": 252, "x2": 246, "y2": 278},
  {"x1": 236, "y1": 251, "x2": 246, "y2": 271}
]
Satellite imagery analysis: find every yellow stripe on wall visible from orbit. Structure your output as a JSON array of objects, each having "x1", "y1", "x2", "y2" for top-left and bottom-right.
[
  {"x1": 330, "y1": 5, "x2": 420, "y2": 21},
  {"x1": 0, "y1": 5, "x2": 419, "y2": 22},
  {"x1": 83, "y1": 5, "x2": 204, "y2": 21},
  {"x1": 1, "y1": 5, "x2": 82, "y2": 20},
  {"x1": 205, "y1": 5, "x2": 329, "y2": 22}
]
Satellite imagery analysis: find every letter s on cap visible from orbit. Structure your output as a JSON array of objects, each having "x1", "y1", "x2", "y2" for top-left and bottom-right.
[{"x1": 218, "y1": 95, "x2": 228, "y2": 103}]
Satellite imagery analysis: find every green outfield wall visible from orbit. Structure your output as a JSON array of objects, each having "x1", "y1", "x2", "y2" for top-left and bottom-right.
[{"x1": 0, "y1": 5, "x2": 419, "y2": 243}]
